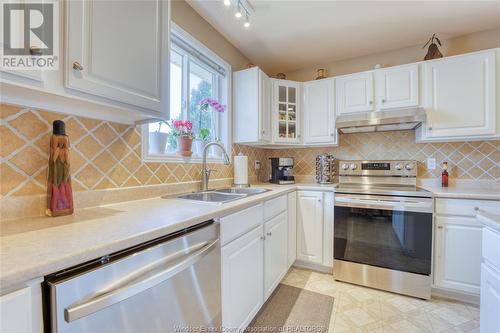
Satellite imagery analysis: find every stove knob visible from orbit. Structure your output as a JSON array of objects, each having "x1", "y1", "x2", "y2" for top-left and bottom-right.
[
  {"x1": 405, "y1": 163, "x2": 414, "y2": 171},
  {"x1": 395, "y1": 164, "x2": 403, "y2": 171},
  {"x1": 350, "y1": 163, "x2": 358, "y2": 170},
  {"x1": 341, "y1": 163, "x2": 349, "y2": 170}
]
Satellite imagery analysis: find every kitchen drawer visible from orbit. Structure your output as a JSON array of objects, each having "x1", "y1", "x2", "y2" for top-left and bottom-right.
[
  {"x1": 264, "y1": 195, "x2": 287, "y2": 221},
  {"x1": 435, "y1": 198, "x2": 500, "y2": 217},
  {"x1": 220, "y1": 204, "x2": 263, "y2": 246},
  {"x1": 483, "y1": 226, "x2": 500, "y2": 271}
]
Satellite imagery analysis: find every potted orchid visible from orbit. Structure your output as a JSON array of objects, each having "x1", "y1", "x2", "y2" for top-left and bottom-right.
[
  {"x1": 170, "y1": 119, "x2": 194, "y2": 157},
  {"x1": 193, "y1": 98, "x2": 226, "y2": 155}
]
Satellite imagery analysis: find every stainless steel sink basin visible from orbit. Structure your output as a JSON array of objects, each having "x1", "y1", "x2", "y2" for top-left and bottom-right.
[
  {"x1": 173, "y1": 187, "x2": 271, "y2": 204},
  {"x1": 215, "y1": 187, "x2": 270, "y2": 195},
  {"x1": 176, "y1": 191, "x2": 245, "y2": 204}
]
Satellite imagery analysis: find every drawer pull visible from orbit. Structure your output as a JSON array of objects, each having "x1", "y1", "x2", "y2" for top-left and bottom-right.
[
  {"x1": 266, "y1": 232, "x2": 272, "y2": 236},
  {"x1": 260, "y1": 236, "x2": 265, "y2": 240},
  {"x1": 437, "y1": 226, "x2": 443, "y2": 229},
  {"x1": 474, "y1": 207, "x2": 479, "y2": 211},
  {"x1": 73, "y1": 61, "x2": 84, "y2": 71}
]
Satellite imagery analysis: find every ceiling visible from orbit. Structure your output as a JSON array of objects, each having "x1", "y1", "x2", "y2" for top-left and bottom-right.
[{"x1": 187, "y1": 0, "x2": 500, "y2": 74}]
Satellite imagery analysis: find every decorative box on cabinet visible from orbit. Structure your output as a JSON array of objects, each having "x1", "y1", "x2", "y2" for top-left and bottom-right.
[
  {"x1": 65, "y1": 0, "x2": 170, "y2": 117},
  {"x1": 303, "y1": 78, "x2": 337, "y2": 145},
  {"x1": 233, "y1": 67, "x2": 272, "y2": 144},
  {"x1": 417, "y1": 50, "x2": 496, "y2": 141}
]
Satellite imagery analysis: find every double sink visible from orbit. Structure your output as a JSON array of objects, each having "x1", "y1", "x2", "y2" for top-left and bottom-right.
[{"x1": 175, "y1": 187, "x2": 271, "y2": 204}]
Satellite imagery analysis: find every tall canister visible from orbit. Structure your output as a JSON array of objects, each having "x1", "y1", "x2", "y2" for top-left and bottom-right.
[{"x1": 315, "y1": 154, "x2": 336, "y2": 184}]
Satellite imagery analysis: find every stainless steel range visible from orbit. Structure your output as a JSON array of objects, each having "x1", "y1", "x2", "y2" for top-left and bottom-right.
[{"x1": 333, "y1": 160, "x2": 433, "y2": 299}]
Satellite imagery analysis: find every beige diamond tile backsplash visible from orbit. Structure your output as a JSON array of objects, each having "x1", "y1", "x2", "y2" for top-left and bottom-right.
[
  {"x1": 261, "y1": 131, "x2": 499, "y2": 181},
  {"x1": 0, "y1": 104, "x2": 264, "y2": 201},
  {"x1": 1, "y1": 103, "x2": 499, "y2": 220}
]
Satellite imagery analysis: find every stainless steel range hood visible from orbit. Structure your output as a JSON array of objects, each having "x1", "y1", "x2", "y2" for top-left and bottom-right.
[{"x1": 336, "y1": 108, "x2": 427, "y2": 134}]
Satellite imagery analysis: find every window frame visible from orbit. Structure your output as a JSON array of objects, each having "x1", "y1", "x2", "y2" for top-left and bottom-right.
[{"x1": 142, "y1": 23, "x2": 232, "y2": 164}]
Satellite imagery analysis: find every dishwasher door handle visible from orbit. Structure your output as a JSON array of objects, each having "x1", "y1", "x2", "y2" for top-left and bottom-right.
[{"x1": 64, "y1": 238, "x2": 219, "y2": 323}]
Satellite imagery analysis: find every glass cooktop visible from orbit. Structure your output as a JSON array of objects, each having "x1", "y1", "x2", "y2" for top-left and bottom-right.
[{"x1": 334, "y1": 183, "x2": 432, "y2": 198}]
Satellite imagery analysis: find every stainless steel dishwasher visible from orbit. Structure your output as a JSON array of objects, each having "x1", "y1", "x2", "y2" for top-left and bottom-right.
[{"x1": 46, "y1": 221, "x2": 220, "y2": 333}]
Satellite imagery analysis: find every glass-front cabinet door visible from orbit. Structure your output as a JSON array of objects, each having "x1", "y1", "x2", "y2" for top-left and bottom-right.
[{"x1": 272, "y1": 80, "x2": 301, "y2": 143}]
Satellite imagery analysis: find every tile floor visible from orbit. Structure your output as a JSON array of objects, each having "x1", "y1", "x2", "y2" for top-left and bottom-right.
[{"x1": 281, "y1": 267, "x2": 480, "y2": 333}]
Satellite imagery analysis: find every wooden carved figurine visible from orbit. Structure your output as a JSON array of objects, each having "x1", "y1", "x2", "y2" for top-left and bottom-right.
[
  {"x1": 46, "y1": 120, "x2": 74, "y2": 216},
  {"x1": 423, "y1": 33, "x2": 443, "y2": 60}
]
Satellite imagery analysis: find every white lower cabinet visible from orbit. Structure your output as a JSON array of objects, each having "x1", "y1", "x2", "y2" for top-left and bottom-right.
[
  {"x1": 434, "y1": 216, "x2": 482, "y2": 294},
  {"x1": 264, "y1": 212, "x2": 289, "y2": 299},
  {"x1": 480, "y1": 223, "x2": 500, "y2": 333},
  {"x1": 221, "y1": 194, "x2": 289, "y2": 331},
  {"x1": 297, "y1": 191, "x2": 324, "y2": 265},
  {"x1": 221, "y1": 225, "x2": 264, "y2": 331},
  {"x1": 287, "y1": 192, "x2": 297, "y2": 267},
  {"x1": 0, "y1": 279, "x2": 43, "y2": 333},
  {"x1": 322, "y1": 192, "x2": 334, "y2": 268},
  {"x1": 480, "y1": 263, "x2": 500, "y2": 333},
  {"x1": 433, "y1": 198, "x2": 500, "y2": 296}
]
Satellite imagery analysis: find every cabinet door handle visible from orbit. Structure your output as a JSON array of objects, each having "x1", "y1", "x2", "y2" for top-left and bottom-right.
[
  {"x1": 262, "y1": 130, "x2": 265, "y2": 134},
  {"x1": 260, "y1": 236, "x2": 266, "y2": 240},
  {"x1": 369, "y1": 101, "x2": 373, "y2": 105},
  {"x1": 266, "y1": 232, "x2": 272, "y2": 236},
  {"x1": 297, "y1": 134, "x2": 301, "y2": 138},
  {"x1": 437, "y1": 226, "x2": 443, "y2": 229},
  {"x1": 428, "y1": 126, "x2": 433, "y2": 131},
  {"x1": 381, "y1": 99, "x2": 386, "y2": 103},
  {"x1": 318, "y1": 199, "x2": 322, "y2": 203},
  {"x1": 73, "y1": 61, "x2": 84, "y2": 71},
  {"x1": 330, "y1": 133, "x2": 334, "y2": 137},
  {"x1": 474, "y1": 207, "x2": 479, "y2": 211}
]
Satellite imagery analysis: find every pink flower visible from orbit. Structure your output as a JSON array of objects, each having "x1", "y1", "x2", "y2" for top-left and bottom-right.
[{"x1": 199, "y1": 98, "x2": 226, "y2": 113}]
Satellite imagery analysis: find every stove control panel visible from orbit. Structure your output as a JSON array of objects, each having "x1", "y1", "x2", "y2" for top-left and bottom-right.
[{"x1": 338, "y1": 160, "x2": 417, "y2": 177}]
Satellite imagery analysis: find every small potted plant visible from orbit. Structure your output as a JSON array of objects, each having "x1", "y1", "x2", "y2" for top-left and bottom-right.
[
  {"x1": 148, "y1": 121, "x2": 168, "y2": 154},
  {"x1": 171, "y1": 119, "x2": 194, "y2": 157},
  {"x1": 193, "y1": 128, "x2": 211, "y2": 155}
]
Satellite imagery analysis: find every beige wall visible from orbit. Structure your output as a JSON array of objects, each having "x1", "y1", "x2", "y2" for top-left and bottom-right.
[
  {"x1": 286, "y1": 28, "x2": 500, "y2": 81},
  {"x1": 171, "y1": 0, "x2": 250, "y2": 71}
]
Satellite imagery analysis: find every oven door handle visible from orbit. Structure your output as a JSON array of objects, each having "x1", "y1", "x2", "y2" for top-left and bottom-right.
[
  {"x1": 335, "y1": 196, "x2": 432, "y2": 211},
  {"x1": 64, "y1": 238, "x2": 219, "y2": 323}
]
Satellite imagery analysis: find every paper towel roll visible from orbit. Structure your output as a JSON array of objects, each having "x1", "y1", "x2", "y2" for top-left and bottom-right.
[{"x1": 234, "y1": 154, "x2": 249, "y2": 185}]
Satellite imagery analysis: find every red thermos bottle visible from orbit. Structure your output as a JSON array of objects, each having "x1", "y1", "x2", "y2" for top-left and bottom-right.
[{"x1": 441, "y1": 161, "x2": 449, "y2": 187}]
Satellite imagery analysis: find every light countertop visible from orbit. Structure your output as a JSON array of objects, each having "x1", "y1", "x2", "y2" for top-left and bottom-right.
[
  {"x1": 0, "y1": 185, "x2": 296, "y2": 294},
  {"x1": 477, "y1": 213, "x2": 500, "y2": 232},
  {"x1": 419, "y1": 181, "x2": 500, "y2": 200},
  {"x1": 1, "y1": 180, "x2": 499, "y2": 294}
]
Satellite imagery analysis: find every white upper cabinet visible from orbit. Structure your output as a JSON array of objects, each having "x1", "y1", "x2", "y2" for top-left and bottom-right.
[
  {"x1": 233, "y1": 67, "x2": 272, "y2": 144},
  {"x1": 418, "y1": 50, "x2": 496, "y2": 140},
  {"x1": 303, "y1": 78, "x2": 337, "y2": 145},
  {"x1": 65, "y1": 0, "x2": 170, "y2": 117},
  {"x1": 375, "y1": 64, "x2": 419, "y2": 110},
  {"x1": 336, "y1": 71, "x2": 374, "y2": 114},
  {"x1": 272, "y1": 79, "x2": 301, "y2": 144}
]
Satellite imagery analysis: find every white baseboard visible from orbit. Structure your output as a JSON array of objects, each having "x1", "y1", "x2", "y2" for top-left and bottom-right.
[
  {"x1": 293, "y1": 260, "x2": 333, "y2": 274},
  {"x1": 431, "y1": 287, "x2": 480, "y2": 306}
]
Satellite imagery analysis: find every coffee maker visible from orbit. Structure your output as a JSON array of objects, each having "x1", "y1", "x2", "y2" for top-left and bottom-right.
[{"x1": 269, "y1": 157, "x2": 295, "y2": 184}]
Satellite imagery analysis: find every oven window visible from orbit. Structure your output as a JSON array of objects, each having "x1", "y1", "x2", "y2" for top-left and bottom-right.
[{"x1": 334, "y1": 206, "x2": 432, "y2": 275}]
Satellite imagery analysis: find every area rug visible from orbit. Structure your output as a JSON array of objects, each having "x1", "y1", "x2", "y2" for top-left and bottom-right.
[{"x1": 247, "y1": 283, "x2": 335, "y2": 333}]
